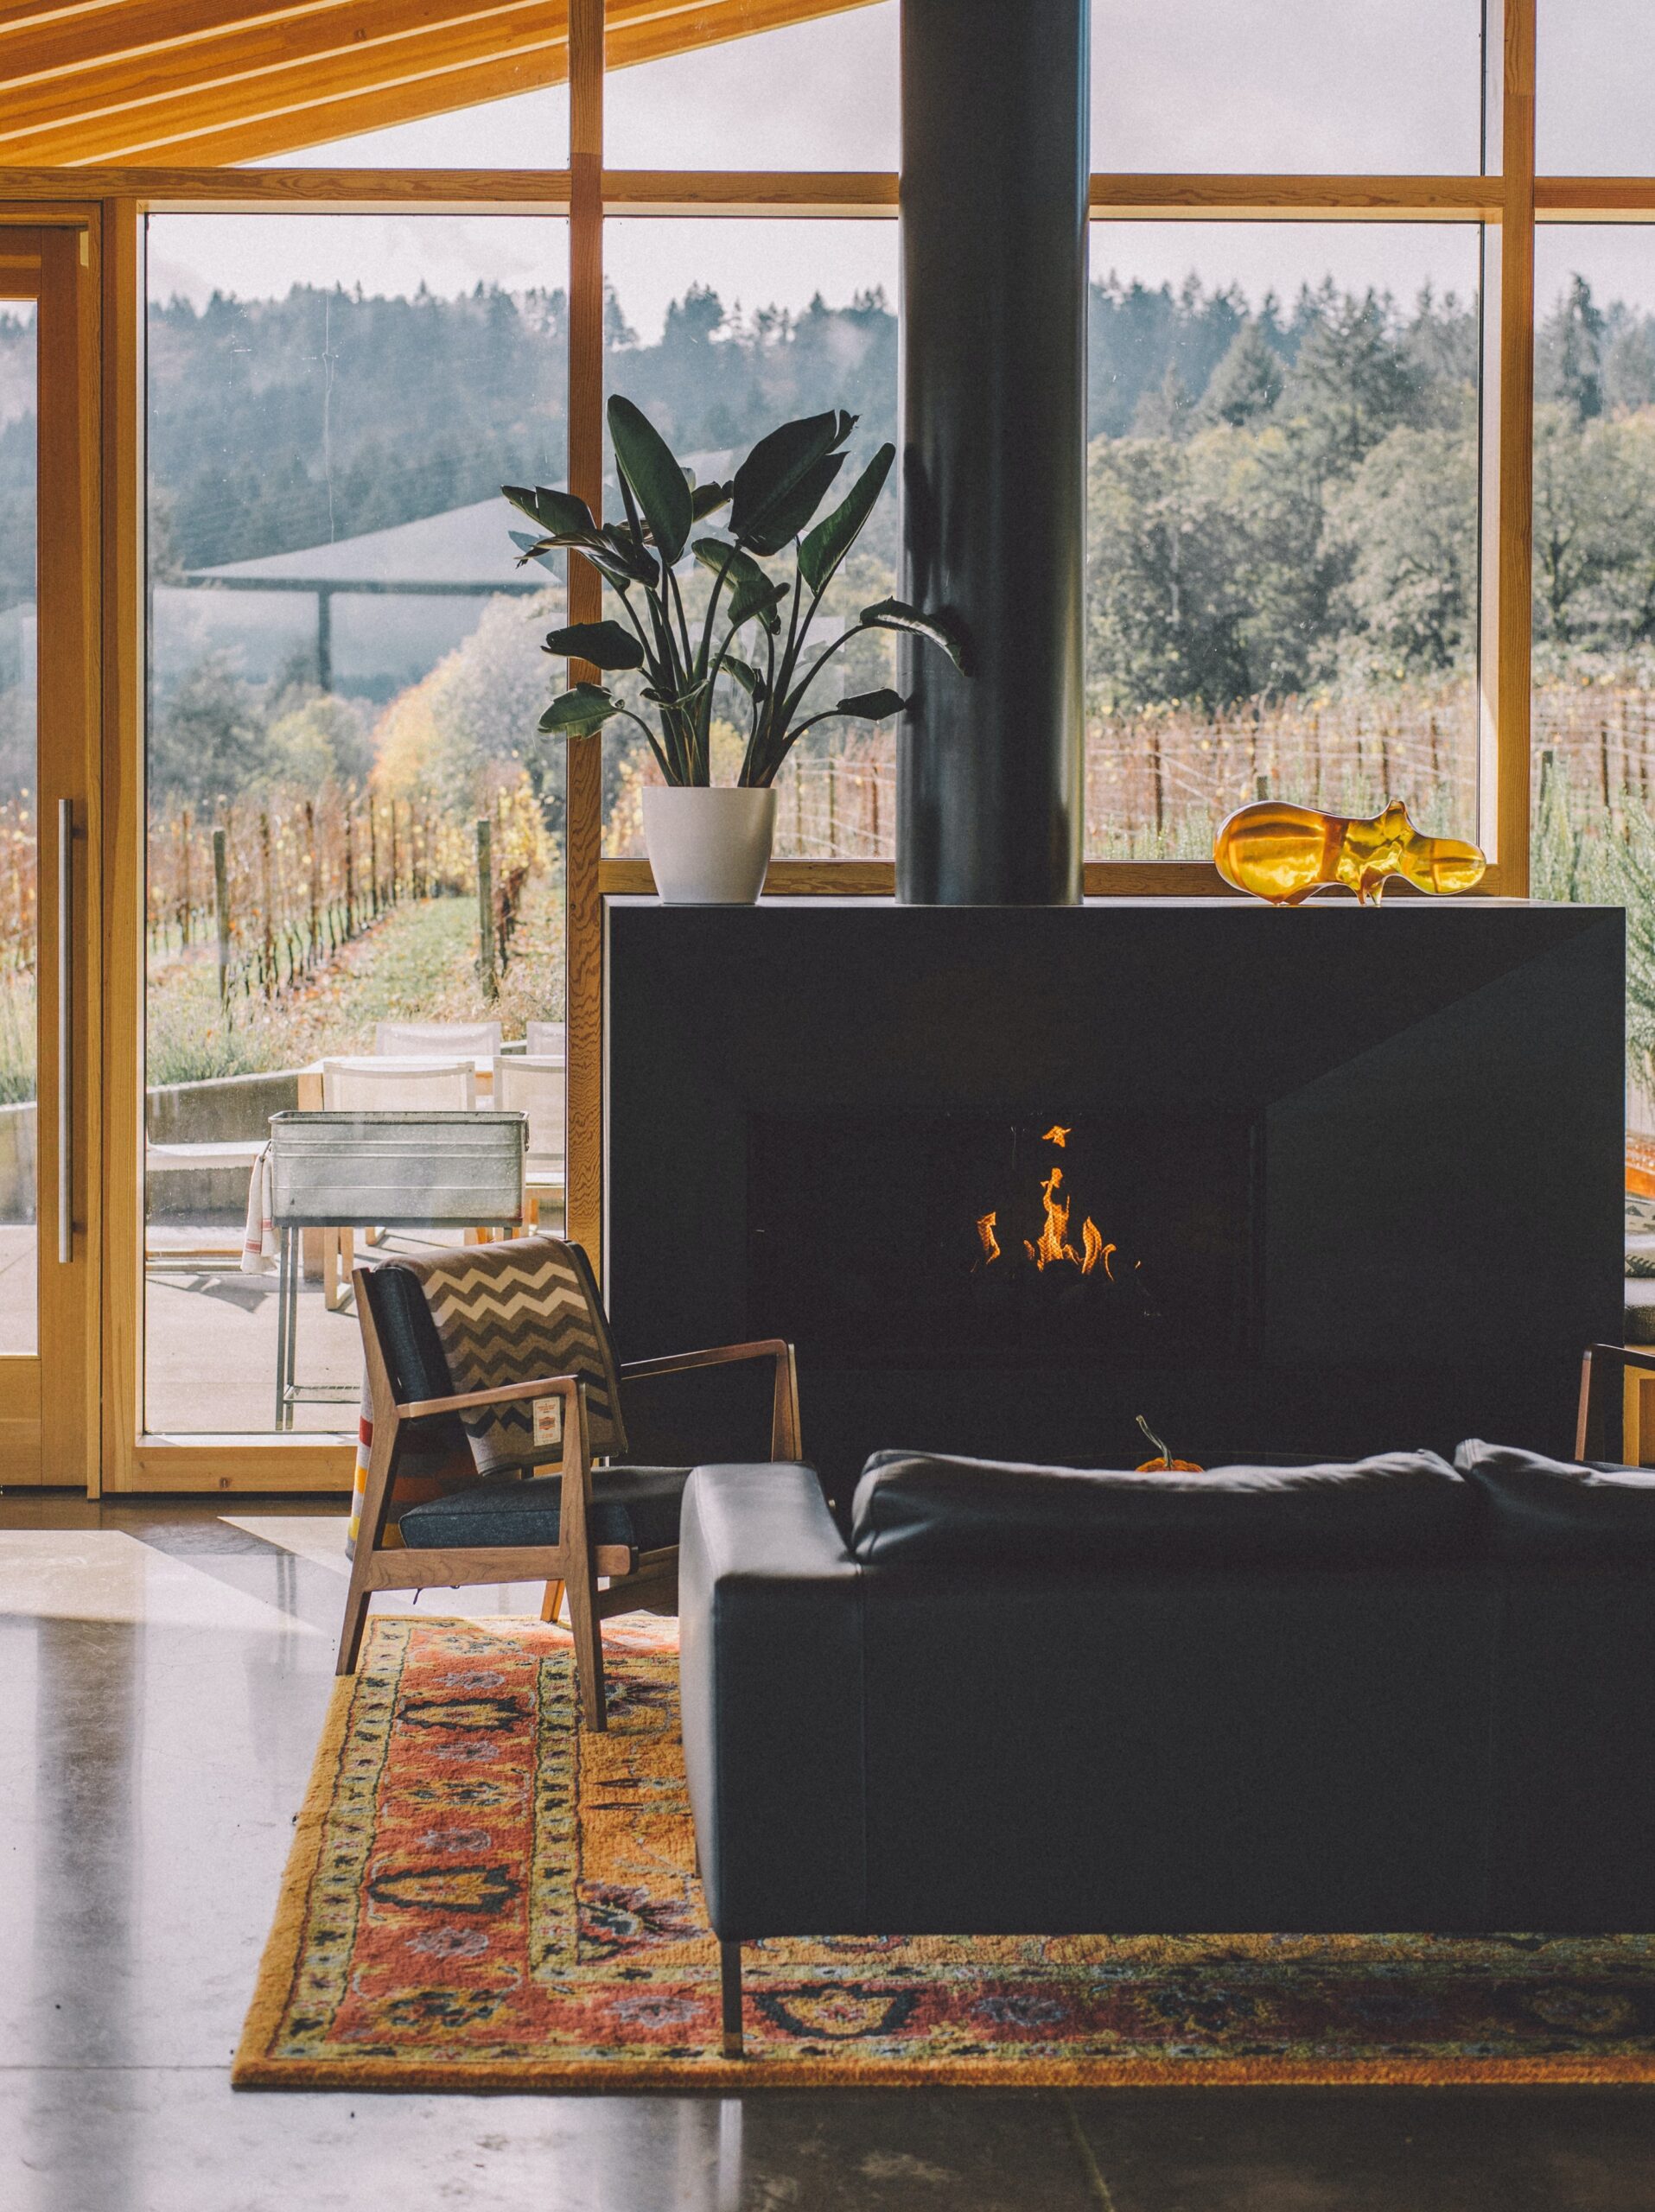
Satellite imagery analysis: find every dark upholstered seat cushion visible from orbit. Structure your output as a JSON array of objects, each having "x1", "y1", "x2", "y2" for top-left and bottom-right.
[
  {"x1": 361, "y1": 1262, "x2": 454, "y2": 1404},
  {"x1": 850, "y1": 1449, "x2": 1473, "y2": 1569},
  {"x1": 1454, "y1": 1439, "x2": 1655, "y2": 1565},
  {"x1": 398, "y1": 1465, "x2": 691, "y2": 1554}
]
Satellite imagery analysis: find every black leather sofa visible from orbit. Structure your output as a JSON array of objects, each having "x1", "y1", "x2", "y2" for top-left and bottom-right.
[{"x1": 679, "y1": 1444, "x2": 1655, "y2": 2056}]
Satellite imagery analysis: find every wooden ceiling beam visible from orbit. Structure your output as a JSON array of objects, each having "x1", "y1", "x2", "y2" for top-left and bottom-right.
[
  {"x1": 0, "y1": 0, "x2": 879, "y2": 167},
  {"x1": 0, "y1": 0, "x2": 567, "y2": 156},
  {"x1": 86, "y1": 54, "x2": 570, "y2": 165},
  {"x1": 0, "y1": 0, "x2": 368, "y2": 85}
]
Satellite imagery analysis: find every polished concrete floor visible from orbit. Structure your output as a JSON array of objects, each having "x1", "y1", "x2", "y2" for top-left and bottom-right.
[{"x1": 3, "y1": 1497, "x2": 1654, "y2": 2212}]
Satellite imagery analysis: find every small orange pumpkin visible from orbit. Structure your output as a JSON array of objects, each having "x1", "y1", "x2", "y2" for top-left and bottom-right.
[{"x1": 1134, "y1": 1415, "x2": 1204, "y2": 1475}]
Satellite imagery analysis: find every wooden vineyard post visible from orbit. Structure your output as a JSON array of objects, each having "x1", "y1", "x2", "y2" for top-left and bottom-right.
[
  {"x1": 305, "y1": 798, "x2": 321, "y2": 969},
  {"x1": 344, "y1": 806, "x2": 355, "y2": 936},
  {"x1": 390, "y1": 801, "x2": 399, "y2": 905},
  {"x1": 369, "y1": 799, "x2": 379, "y2": 917},
  {"x1": 212, "y1": 824, "x2": 230, "y2": 1012},
  {"x1": 179, "y1": 807, "x2": 192, "y2": 945},
  {"x1": 258, "y1": 809, "x2": 274, "y2": 995},
  {"x1": 476, "y1": 817, "x2": 496, "y2": 1002}
]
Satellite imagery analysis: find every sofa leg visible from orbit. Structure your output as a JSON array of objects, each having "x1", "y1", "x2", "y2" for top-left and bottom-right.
[{"x1": 720, "y1": 1941, "x2": 743, "y2": 2060}]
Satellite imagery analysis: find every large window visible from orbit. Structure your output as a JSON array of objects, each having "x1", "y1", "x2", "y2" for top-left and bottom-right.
[
  {"x1": 1085, "y1": 223, "x2": 1482, "y2": 859},
  {"x1": 1090, "y1": 0, "x2": 1483, "y2": 174},
  {"x1": 606, "y1": 3, "x2": 897, "y2": 170},
  {"x1": 143, "y1": 214, "x2": 568, "y2": 1433},
  {"x1": 600, "y1": 219, "x2": 899, "y2": 860},
  {"x1": 1530, "y1": 227, "x2": 1655, "y2": 1129}
]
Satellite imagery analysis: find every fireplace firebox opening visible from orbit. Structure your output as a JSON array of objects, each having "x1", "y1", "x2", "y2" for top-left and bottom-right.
[{"x1": 748, "y1": 1112, "x2": 1261, "y2": 1370}]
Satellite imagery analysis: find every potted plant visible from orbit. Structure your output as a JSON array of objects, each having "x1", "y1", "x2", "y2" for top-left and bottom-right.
[{"x1": 505, "y1": 397, "x2": 966, "y2": 904}]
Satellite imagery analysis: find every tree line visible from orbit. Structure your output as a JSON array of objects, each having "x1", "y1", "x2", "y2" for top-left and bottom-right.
[{"x1": 6, "y1": 264, "x2": 1655, "y2": 809}]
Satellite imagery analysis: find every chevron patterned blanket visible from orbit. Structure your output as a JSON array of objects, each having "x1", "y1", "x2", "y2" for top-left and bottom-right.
[{"x1": 392, "y1": 1237, "x2": 627, "y2": 1478}]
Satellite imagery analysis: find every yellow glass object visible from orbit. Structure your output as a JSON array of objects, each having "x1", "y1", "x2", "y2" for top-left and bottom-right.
[{"x1": 1213, "y1": 798, "x2": 1486, "y2": 906}]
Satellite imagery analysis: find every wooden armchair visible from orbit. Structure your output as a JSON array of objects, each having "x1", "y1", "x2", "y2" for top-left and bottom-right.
[
  {"x1": 337, "y1": 1236, "x2": 800, "y2": 1731},
  {"x1": 1575, "y1": 1341, "x2": 1655, "y2": 1465}
]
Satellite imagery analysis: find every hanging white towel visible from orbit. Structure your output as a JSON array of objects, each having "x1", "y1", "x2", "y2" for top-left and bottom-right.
[{"x1": 240, "y1": 1143, "x2": 276, "y2": 1274}]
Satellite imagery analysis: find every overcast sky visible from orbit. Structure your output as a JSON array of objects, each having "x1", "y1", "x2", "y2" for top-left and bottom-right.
[{"x1": 144, "y1": 0, "x2": 1655, "y2": 332}]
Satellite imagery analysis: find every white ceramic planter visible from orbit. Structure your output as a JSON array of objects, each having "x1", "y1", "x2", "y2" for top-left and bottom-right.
[{"x1": 642, "y1": 785, "x2": 777, "y2": 906}]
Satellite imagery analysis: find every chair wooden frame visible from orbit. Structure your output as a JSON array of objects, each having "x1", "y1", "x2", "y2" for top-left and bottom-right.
[
  {"x1": 336, "y1": 1262, "x2": 802, "y2": 1730},
  {"x1": 1575, "y1": 1342, "x2": 1655, "y2": 1464}
]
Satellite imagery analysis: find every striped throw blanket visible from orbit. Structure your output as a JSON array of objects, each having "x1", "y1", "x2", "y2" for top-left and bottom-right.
[{"x1": 387, "y1": 1236, "x2": 628, "y2": 1478}]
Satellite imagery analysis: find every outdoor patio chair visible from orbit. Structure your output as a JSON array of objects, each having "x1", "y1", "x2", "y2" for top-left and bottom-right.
[
  {"x1": 268, "y1": 1109, "x2": 527, "y2": 1428},
  {"x1": 319, "y1": 1058, "x2": 477, "y2": 1301},
  {"x1": 374, "y1": 1019, "x2": 503, "y2": 1058},
  {"x1": 338, "y1": 1233, "x2": 802, "y2": 1729},
  {"x1": 491, "y1": 1055, "x2": 564, "y2": 1230},
  {"x1": 525, "y1": 1021, "x2": 566, "y2": 1058}
]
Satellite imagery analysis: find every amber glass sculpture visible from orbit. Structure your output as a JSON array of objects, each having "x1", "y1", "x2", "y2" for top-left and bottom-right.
[{"x1": 1213, "y1": 798, "x2": 1486, "y2": 906}]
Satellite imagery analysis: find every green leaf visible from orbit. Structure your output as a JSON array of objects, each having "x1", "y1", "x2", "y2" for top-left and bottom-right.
[
  {"x1": 538, "y1": 683, "x2": 621, "y2": 738},
  {"x1": 503, "y1": 483, "x2": 595, "y2": 537},
  {"x1": 597, "y1": 521, "x2": 660, "y2": 588},
  {"x1": 860, "y1": 597, "x2": 971, "y2": 674},
  {"x1": 608, "y1": 396, "x2": 693, "y2": 564},
  {"x1": 543, "y1": 621, "x2": 645, "y2": 671},
  {"x1": 729, "y1": 576, "x2": 790, "y2": 633},
  {"x1": 835, "y1": 687, "x2": 909, "y2": 721},
  {"x1": 691, "y1": 480, "x2": 734, "y2": 521},
  {"x1": 799, "y1": 443, "x2": 894, "y2": 595},
  {"x1": 692, "y1": 537, "x2": 788, "y2": 633},
  {"x1": 729, "y1": 410, "x2": 856, "y2": 546},
  {"x1": 692, "y1": 537, "x2": 770, "y2": 596},
  {"x1": 741, "y1": 452, "x2": 847, "y2": 556},
  {"x1": 509, "y1": 529, "x2": 562, "y2": 574},
  {"x1": 722, "y1": 655, "x2": 766, "y2": 698},
  {"x1": 642, "y1": 674, "x2": 712, "y2": 712}
]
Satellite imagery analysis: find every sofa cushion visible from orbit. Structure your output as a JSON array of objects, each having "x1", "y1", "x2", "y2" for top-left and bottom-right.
[
  {"x1": 850, "y1": 1449, "x2": 1472, "y2": 1569},
  {"x1": 1454, "y1": 1439, "x2": 1655, "y2": 1565},
  {"x1": 398, "y1": 1465, "x2": 691, "y2": 1554}
]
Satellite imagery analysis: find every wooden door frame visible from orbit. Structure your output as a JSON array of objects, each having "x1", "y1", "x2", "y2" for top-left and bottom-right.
[{"x1": 0, "y1": 213, "x2": 102, "y2": 1491}]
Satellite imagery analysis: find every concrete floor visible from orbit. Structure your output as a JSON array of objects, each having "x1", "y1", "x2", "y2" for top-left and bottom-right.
[{"x1": 3, "y1": 1496, "x2": 1654, "y2": 2211}]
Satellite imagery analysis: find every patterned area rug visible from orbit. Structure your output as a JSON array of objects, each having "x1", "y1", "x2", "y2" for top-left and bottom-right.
[{"x1": 235, "y1": 1616, "x2": 1655, "y2": 2089}]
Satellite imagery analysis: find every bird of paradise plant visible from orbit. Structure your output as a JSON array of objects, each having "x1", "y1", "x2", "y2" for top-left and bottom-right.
[{"x1": 505, "y1": 395, "x2": 967, "y2": 788}]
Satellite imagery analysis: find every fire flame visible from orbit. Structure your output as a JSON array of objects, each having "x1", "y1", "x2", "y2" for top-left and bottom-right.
[
  {"x1": 977, "y1": 1123, "x2": 1111, "y2": 1278},
  {"x1": 1016, "y1": 1166, "x2": 1105, "y2": 1274}
]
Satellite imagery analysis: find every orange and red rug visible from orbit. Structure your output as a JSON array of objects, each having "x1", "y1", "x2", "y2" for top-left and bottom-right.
[{"x1": 235, "y1": 1614, "x2": 1655, "y2": 2089}]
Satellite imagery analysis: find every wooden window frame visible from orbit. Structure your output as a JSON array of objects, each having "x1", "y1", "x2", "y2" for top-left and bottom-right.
[{"x1": 0, "y1": 0, "x2": 1642, "y2": 1479}]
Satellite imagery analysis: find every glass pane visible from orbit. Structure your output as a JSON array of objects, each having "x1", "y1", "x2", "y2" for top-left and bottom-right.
[
  {"x1": 246, "y1": 85, "x2": 570, "y2": 169},
  {"x1": 144, "y1": 215, "x2": 569, "y2": 1434},
  {"x1": 1531, "y1": 229, "x2": 1655, "y2": 1166},
  {"x1": 1085, "y1": 222, "x2": 1482, "y2": 860},
  {"x1": 599, "y1": 220, "x2": 898, "y2": 858},
  {"x1": 0, "y1": 301, "x2": 35, "y2": 1356},
  {"x1": 1091, "y1": 0, "x2": 1482, "y2": 174},
  {"x1": 607, "y1": 1, "x2": 897, "y2": 170},
  {"x1": 1537, "y1": 1, "x2": 1655, "y2": 175}
]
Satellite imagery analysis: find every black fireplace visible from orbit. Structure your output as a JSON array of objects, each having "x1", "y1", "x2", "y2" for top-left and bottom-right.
[
  {"x1": 605, "y1": 899, "x2": 1626, "y2": 1503},
  {"x1": 748, "y1": 1109, "x2": 1259, "y2": 1368}
]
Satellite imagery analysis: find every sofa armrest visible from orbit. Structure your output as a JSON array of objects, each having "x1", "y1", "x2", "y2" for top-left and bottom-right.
[{"x1": 678, "y1": 1463, "x2": 865, "y2": 1942}]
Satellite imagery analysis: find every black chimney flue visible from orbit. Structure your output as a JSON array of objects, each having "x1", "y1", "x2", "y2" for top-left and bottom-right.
[{"x1": 896, "y1": 0, "x2": 1089, "y2": 906}]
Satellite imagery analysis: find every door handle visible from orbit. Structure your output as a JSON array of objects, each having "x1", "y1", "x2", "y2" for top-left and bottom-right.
[{"x1": 57, "y1": 796, "x2": 72, "y2": 1265}]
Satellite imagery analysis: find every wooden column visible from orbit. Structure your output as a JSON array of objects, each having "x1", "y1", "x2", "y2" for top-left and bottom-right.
[{"x1": 1481, "y1": 0, "x2": 1536, "y2": 893}]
